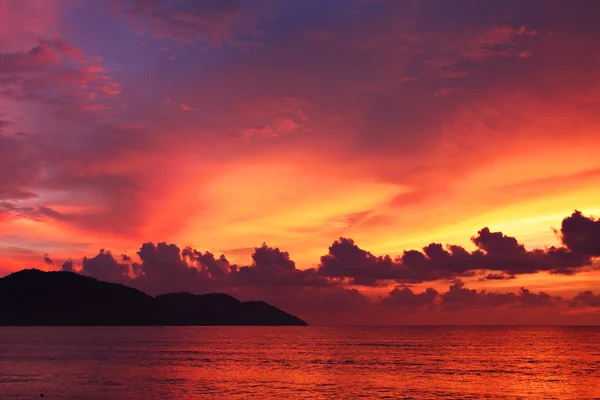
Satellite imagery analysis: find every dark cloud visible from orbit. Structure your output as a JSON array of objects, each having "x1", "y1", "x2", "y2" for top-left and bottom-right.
[
  {"x1": 81, "y1": 249, "x2": 131, "y2": 285},
  {"x1": 439, "y1": 280, "x2": 560, "y2": 310},
  {"x1": 380, "y1": 287, "x2": 438, "y2": 308},
  {"x1": 183, "y1": 248, "x2": 230, "y2": 279},
  {"x1": 66, "y1": 235, "x2": 592, "y2": 316},
  {"x1": 318, "y1": 238, "x2": 412, "y2": 286},
  {"x1": 70, "y1": 241, "x2": 364, "y2": 323},
  {"x1": 78, "y1": 241, "x2": 329, "y2": 295},
  {"x1": 78, "y1": 242, "x2": 206, "y2": 293},
  {"x1": 518, "y1": 288, "x2": 559, "y2": 307},
  {"x1": 471, "y1": 227, "x2": 590, "y2": 275},
  {"x1": 569, "y1": 291, "x2": 600, "y2": 308},
  {"x1": 317, "y1": 213, "x2": 595, "y2": 286},
  {"x1": 43, "y1": 254, "x2": 54, "y2": 266},
  {"x1": 61, "y1": 260, "x2": 75, "y2": 272},
  {"x1": 47, "y1": 210, "x2": 600, "y2": 310},
  {"x1": 560, "y1": 210, "x2": 600, "y2": 256},
  {"x1": 440, "y1": 280, "x2": 516, "y2": 309},
  {"x1": 57, "y1": 212, "x2": 599, "y2": 323},
  {"x1": 482, "y1": 273, "x2": 516, "y2": 280},
  {"x1": 0, "y1": 201, "x2": 63, "y2": 222},
  {"x1": 370, "y1": 281, "x2": 567, "y2": 312},
  {"x1": 230, "y1": 244, "x2": 330, "y2": 288},
  {"x1": 132, "y1": 242, "x2": 205, "y2": 293}
]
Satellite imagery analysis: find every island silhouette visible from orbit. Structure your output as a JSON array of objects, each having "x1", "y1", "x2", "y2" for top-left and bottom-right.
[{"x1": 0, "y1": 269, "x2": 306, "y2": 326}]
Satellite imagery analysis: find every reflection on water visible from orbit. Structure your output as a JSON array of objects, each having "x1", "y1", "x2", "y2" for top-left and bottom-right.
[{"x1": 0, "y1": 326, "x2": 599, "y2": 399}]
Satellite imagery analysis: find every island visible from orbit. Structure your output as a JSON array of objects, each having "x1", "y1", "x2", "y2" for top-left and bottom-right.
[{"x1": 0, "y1": 269, "x2": 307, "y2": 326}]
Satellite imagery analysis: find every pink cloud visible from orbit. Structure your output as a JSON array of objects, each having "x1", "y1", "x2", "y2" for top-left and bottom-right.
[
  {"x1": 0, "y1": 38, "x2": 122, "y2": 112},
  {"x1": 0, "y1": 41, "x2": 62, "y2": 73},
  {"x1": 0, "y1": 0, "x2": 64, "y2": 52}
]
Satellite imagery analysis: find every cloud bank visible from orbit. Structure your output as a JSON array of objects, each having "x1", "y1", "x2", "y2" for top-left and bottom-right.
[{"x1": 45, "y1": 210, "x2": 600, "y2": 324}]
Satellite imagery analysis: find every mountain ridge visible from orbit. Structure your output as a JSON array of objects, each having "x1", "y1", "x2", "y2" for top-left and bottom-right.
[{"x1": 0, "y1": 269, "x2": 307, "y2": 326}]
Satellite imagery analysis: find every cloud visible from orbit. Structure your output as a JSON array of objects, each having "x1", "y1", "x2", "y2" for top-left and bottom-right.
[
  {"x1": 52, "y1": 207, "x2": 600, "y2": 323},
  {"x1": 317, "y1": 212, "x2": 595, "y2": 286},
  {"x1": 0, "y1": 135, "x2": 40, "y2": 201},
  {"x1": 482, "y1": 273, "x2": 516, "y2": 280},
  {"x1": 130, "y1": 241, "x2": 229, "y2": 294},
  {"x1": 228, "y1": 244, "x2": 328, "y2": 287},
  {"x1": 380, "y1": 287, "x2": 439, "y2": 308},
  {"x1": 560, "y1": 210, "x2": 600, "y2": 256},
  {"x1": 439, "y1": 280, "x2": 560, "y2": 310},
  {"x1": 110, "y1": 0, "x2": 276, "y2": 47},
  {"x1": 0, "y1": 40, "x2": 62, "y2": 74},
  {"x1": 56, "y1": 240, "x2": 591, "y2": 323},
  {"x1": 234, "y1": 96, "x2": 310, "y2": 140},
  {"x1": 43, "y1": 254, "x2": 54, "y2": 266},
  {"x1": 570, "y1": 291, "x2": 600, "y2": 308},
  {"x1": 318, "y1": 238, "x2": 411, "y2": 286},
  {"x1": 0, "y1": 0, "x2": 63, "y2": 53},
  {"x1": 81, "y1": 249, "x2": 131, "y2": 284},
  {"x1": 183, "y1": 248, "x2": 229, "y2": 278},
  {"x1": 3, "y1": 0, "x2": 600, "y2": 255},
  {"x1": 471, "y1": 227, "x2": 589, "y2": 275},
  {"x1": 518, "y1": 287, "x2": 559, "y2": 307},
  {"x1": 0, "y1": 201, "x2": 63, "y2": 222},
  {"x1": 377, "y1": 280, "x2": 564, "y2": 312},
  {"x1": 0, "y1": 38, "x2": 121, "y2": 111},
  {"x1": 61, "y1": 259, "x2": 74, "y2": 272},
  {"x1": 0, "y1": 118, "x2": 193, "y2": 239},
  {"x1": 60, "y1": 240, "x2": 367, "y2": 323},
  {"x1": 76, "y1": 241, "x2": 328, "y2": 295},
  {"x1": 440, "y1": 280, "x2": 516, "y2": 309},
  {"x1": 239, "y1": 117, "x2": 301, "y2": 140},
  {"x1": 0, "y1": 168, "x2": 151, "y2": 236}
]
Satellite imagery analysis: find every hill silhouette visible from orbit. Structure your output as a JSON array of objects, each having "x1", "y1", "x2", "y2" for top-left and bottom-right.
[{"x1": 0, "y1": 269, "x2": 307, "y2": 326}]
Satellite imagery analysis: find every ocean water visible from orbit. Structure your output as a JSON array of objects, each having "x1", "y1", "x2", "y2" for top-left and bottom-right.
[{"x1": 0, "y1": 327, "x2": 599, "y2": 399}]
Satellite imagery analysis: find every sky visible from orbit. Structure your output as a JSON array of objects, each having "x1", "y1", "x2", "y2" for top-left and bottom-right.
[{"x1": 1, "y1": 0, "x2": 600, "y2": 325}]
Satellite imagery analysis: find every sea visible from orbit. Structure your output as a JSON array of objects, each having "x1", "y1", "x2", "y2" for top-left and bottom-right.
[{"x1": 0, "y1": 326, "x2": 598, "y2": 399}]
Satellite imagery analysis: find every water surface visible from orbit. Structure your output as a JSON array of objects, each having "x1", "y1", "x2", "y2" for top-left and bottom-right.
[{"x1": 0, "y1": 326, "x2": 599, "y2": 399}]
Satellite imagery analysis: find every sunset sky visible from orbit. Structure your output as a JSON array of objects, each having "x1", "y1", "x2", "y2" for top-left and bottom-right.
[{"x1": 1, "y1": 0, "x2": 600, "y2": 324}]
